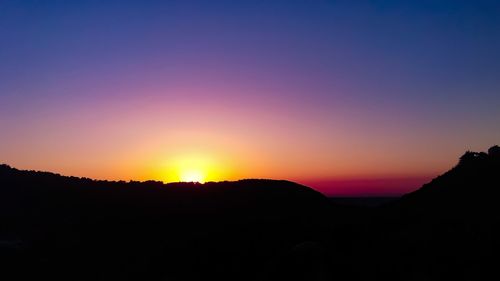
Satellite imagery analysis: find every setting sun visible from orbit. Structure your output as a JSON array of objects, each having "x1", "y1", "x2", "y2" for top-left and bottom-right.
[
  {"x1": 179, "y1": 169, "x2": 205, "y2": 183},
  {"x1": 151, "y1": 152, "x2": 233, "y2": 184}
]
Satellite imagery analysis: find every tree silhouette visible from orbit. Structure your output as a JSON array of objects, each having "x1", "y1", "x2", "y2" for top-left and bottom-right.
[{"x1": 488, "y1": 145, "x2": 500, "y2": 157}]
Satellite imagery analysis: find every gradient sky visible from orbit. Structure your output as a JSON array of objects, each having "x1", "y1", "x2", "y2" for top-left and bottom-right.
[{"x1": 1, "y1": 0, "x2": 499, "y2": 196}]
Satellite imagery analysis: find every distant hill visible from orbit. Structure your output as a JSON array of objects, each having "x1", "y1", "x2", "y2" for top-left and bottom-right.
[{"x1": 0, "y1": 164, "x2": 332, "y2": 218}]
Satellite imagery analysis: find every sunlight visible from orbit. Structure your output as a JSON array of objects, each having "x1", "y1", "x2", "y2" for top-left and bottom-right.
[
  {"x1": 179, "y1": 169, "x2": 205, "y2": 183},
  {"x1": 155, "y1": 153, "x2": 229, "y2": 183}
]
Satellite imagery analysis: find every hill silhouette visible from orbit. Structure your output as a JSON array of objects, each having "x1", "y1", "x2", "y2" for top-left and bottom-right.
[
  {"x1": 0, "y1": 165, "x2": 339, "y2": 281},
  {"x1": 370, "y1": 145, "x2": 500, "y2": 281},
  {"x1": 1, "y1": 145, "x2": 499, "y2": 281},
  {"x1": 394, "y1": 145, "x2": 500, "y2": 217}
]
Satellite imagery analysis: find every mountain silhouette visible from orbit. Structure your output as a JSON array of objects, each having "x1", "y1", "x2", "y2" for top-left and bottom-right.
[
  {"x1": 394, "y1": 145, "x2": 500, "y2": 218},
  {"x1": 1, "y1": 146, "x2": 499, "y2": 281},
  {"x1": 0, "y1": 165, "x2": 337, "y2": 281},
  {"x1": 370, "y1": 145, "x2": 500, "y2": 281}
]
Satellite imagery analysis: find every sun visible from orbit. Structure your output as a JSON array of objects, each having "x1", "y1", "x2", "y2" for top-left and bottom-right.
[
  {"x1": 155, "y1": 152, "x2": 232, "y2": 184},
  {"x1": 179, "y1": 169, "x2": 206, "y2": 183}
]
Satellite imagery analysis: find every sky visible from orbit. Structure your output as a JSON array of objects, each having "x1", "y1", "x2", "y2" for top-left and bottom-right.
[{"x1": 1, "y1": 0, "x2": 499, "y2": 196}]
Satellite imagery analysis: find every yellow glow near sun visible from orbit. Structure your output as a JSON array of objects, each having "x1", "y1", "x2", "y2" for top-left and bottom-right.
[
  {"x1": 155, "y1": 152, "x2": 230, "y2": 183},
  {"x1": 179, "y1": 169, "x2": 205, "y2": 183}
]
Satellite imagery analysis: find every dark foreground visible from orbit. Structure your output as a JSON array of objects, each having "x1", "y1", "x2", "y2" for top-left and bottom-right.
[{"x1": 1, "y1": 146, "x2": 500, "y2": 281}]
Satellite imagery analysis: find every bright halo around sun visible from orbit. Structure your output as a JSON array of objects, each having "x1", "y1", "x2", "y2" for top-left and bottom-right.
[
  {"x1": 155, "y1": 153, "x2": 229, "y2": 184},
  {"x1": 179, "y1": 169, "x2": 205, "y2": 183}
]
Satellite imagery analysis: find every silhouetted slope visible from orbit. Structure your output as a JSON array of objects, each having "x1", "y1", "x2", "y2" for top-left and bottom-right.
[
  {"x1": 368, "y1": 146, "x2": 500, "y2": 281},
  {"x1": 0, "y1": 165, "x2": 337, "y2": 281},
  {"x1": 393, "y1": 145, "x2": 500, "y2": 218}
]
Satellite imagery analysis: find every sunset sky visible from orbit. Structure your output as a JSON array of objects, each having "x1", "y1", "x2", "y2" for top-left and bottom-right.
[{"x1": 1, "y1": 0, "x2": 499, "y2": 196}]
